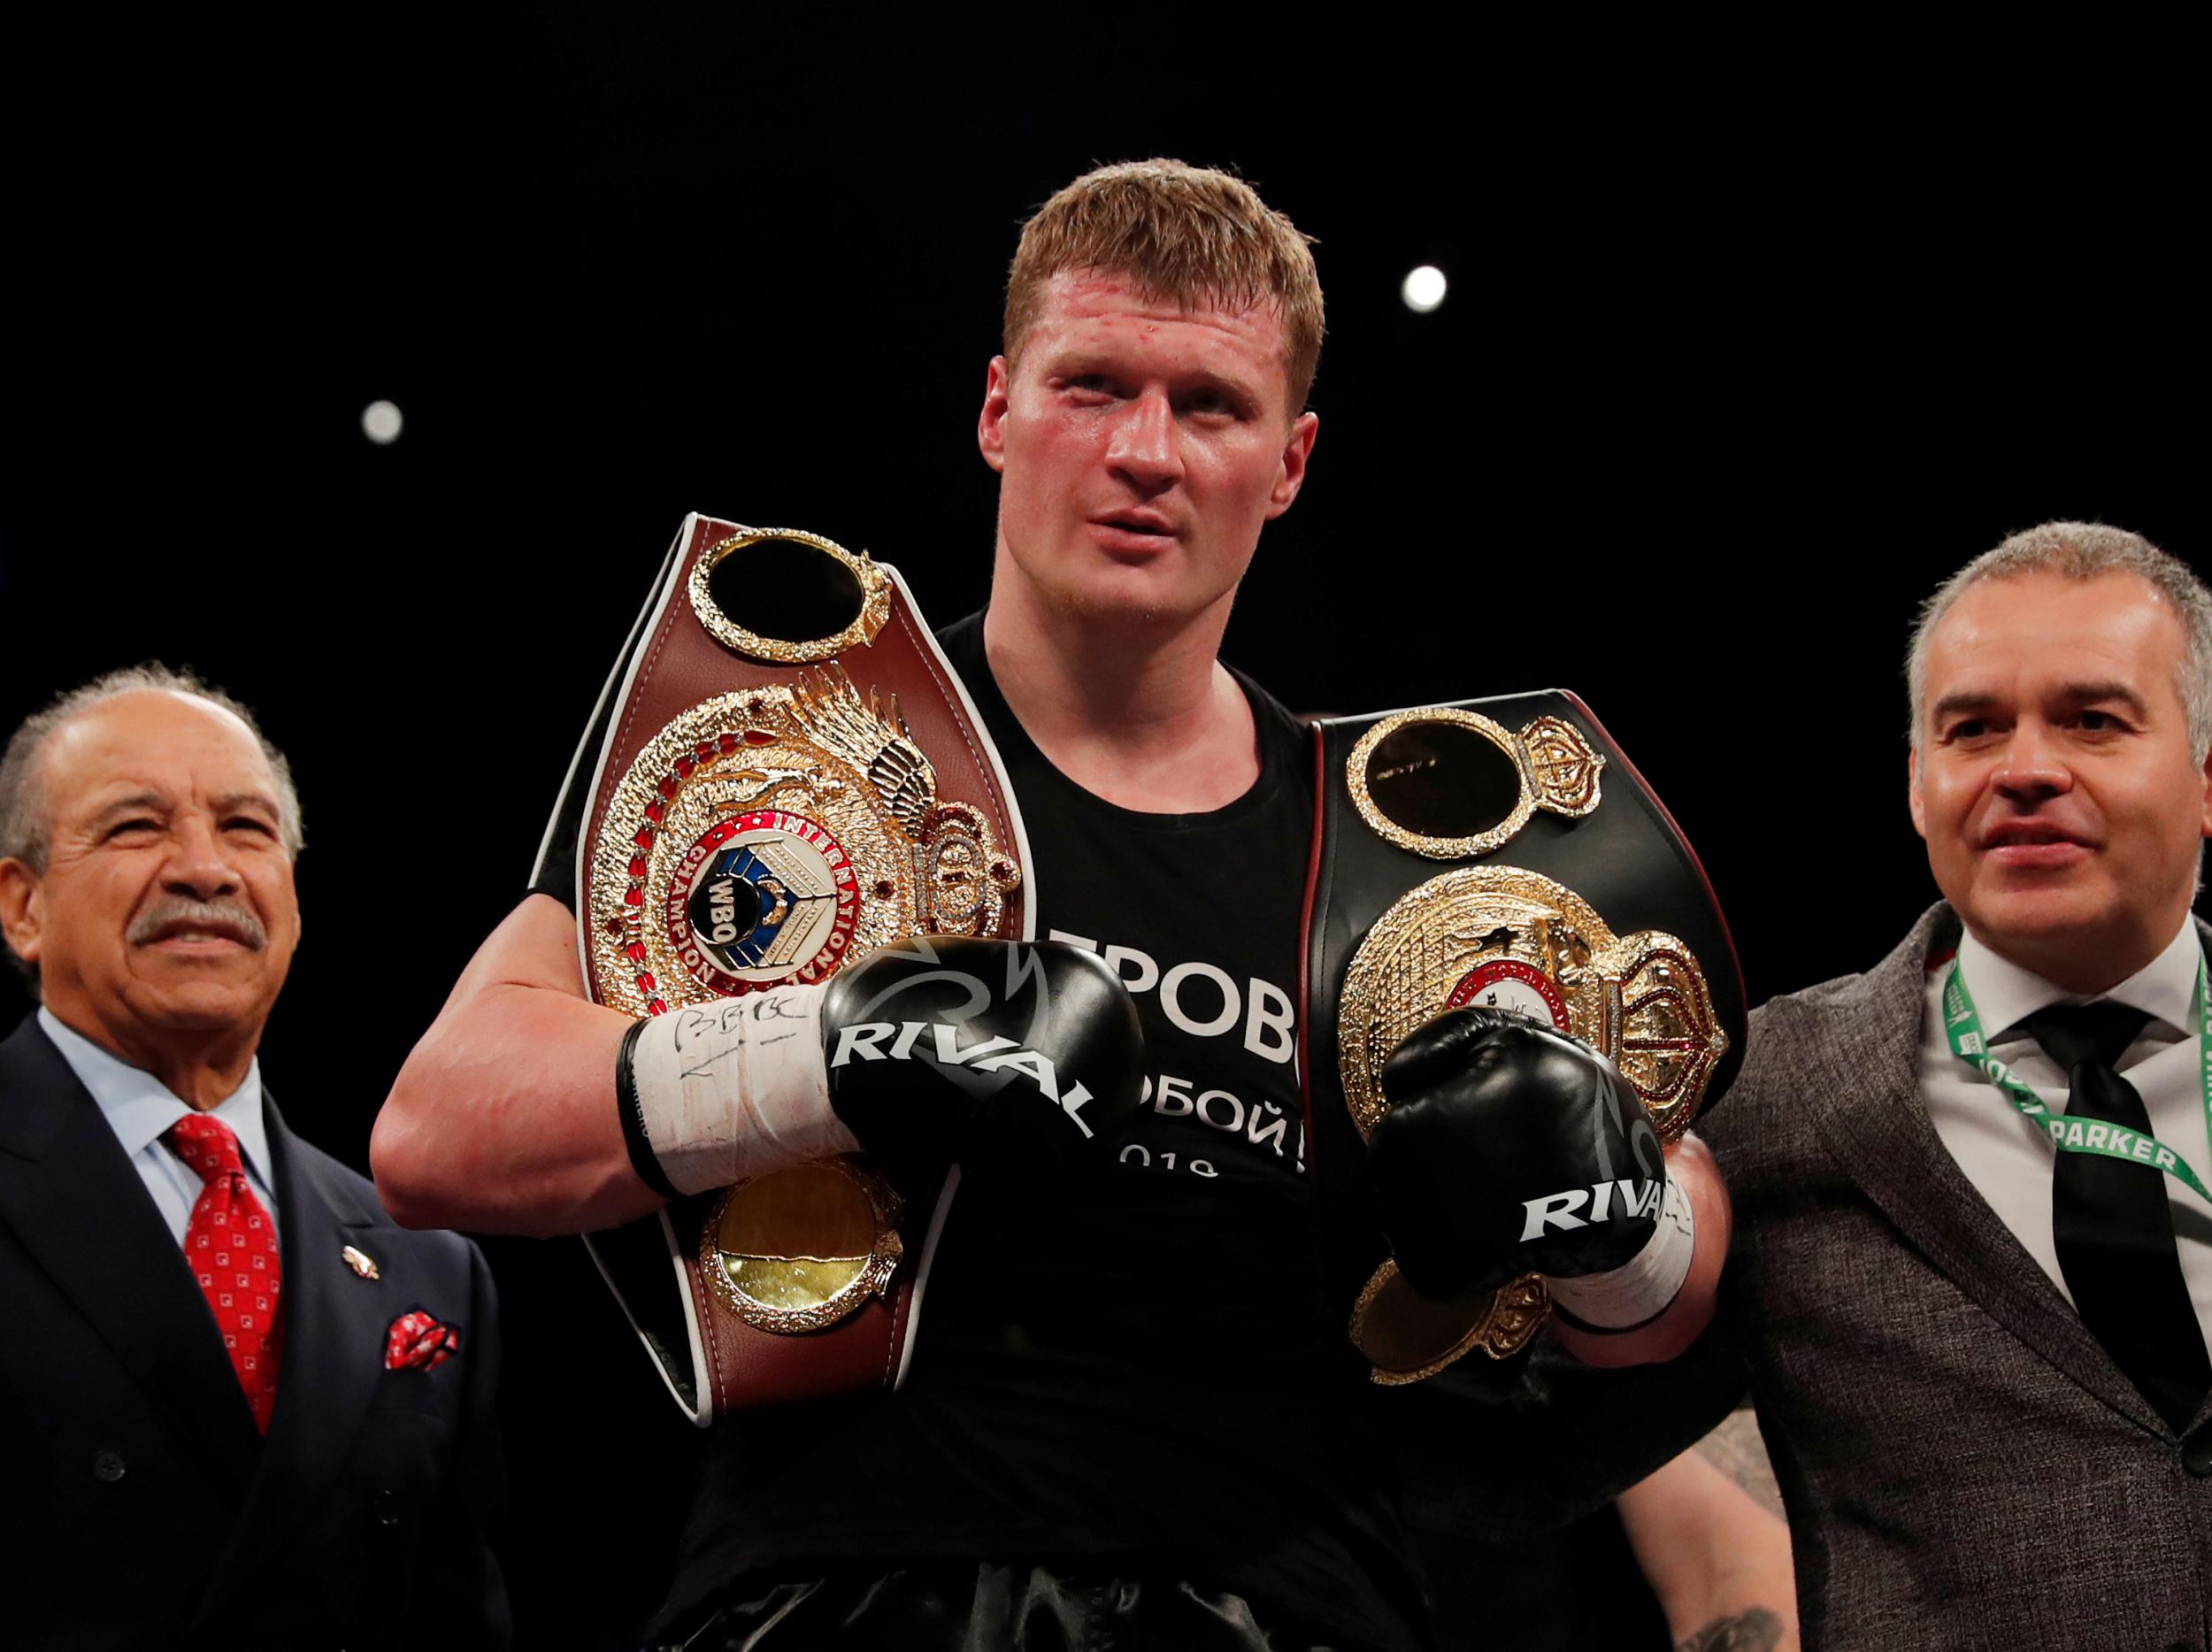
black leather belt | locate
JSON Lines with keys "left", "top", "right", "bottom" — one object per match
{"left": 1300, "top": 691, "right": 1746, "bottom": 1381}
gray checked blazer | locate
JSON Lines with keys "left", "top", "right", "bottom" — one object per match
{"left": 1707, "top": 903, "right": 2212, "bottom": 1650}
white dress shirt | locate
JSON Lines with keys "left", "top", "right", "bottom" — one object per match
{"left": 1920, "top": 918, "right": 2212, "bottom": 1333}
{"left": 40, "top": 1006, "right": 280, "bottom": 1252}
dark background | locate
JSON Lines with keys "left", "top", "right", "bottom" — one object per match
{"left": 4, "top": 15, "right": 2204, "bottom": 1646}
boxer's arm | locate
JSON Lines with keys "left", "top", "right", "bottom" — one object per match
{"left": 374, "top": 899, "right": 1148, "bottom": 1237}
{"left": 1549, "top": 1133, "right": 1730, "bottom": 1368}
{"left": 373, "top": 893, "right": 655, "bottom": 1236}
{"left": 1617, "top": 1424, "right": 1798, "bottom": 1651}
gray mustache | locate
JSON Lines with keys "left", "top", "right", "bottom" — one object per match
{"left": 129, "top": 897, "right": 267, "bottom": 950}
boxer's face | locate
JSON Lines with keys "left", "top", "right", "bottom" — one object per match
{"left": 1910, "top": 569, "right": 2212, "bottom": 987}
{"left": 0, "top": 691, "right": 300, "bottom": 1057}
{"left": 979, "top": 268, "right": 1317, "bottom": 627}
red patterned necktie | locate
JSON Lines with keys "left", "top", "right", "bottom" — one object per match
{"left": 166, "top": 1114, "right": 284, "bottom": 1433}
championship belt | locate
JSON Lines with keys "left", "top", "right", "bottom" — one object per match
{"left": 541, "top": 512, "right": 1029, "bottom": 1424}
{"left": 1302, "top": 694, "right": 1746, "bottom": 1383}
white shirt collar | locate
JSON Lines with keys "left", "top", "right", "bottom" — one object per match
{"left": 37, "top": 1007, "right": 273, "bottom": 1185}
{"left": 1957, "top": 916, "right": 2202, "bottom": 1042}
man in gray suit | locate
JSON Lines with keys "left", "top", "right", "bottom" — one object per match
{"left": 1710, "top": 521, "right": 2212, "bottom": 1649}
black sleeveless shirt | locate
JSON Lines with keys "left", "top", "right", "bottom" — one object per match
{"left": 649, "top": 616, "right": 1422, "bottom": 1648}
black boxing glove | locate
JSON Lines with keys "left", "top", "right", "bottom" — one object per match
{"left": 1364, "top": 1009, "right": 1693, "bottom": 1328}
{"left": 820, "top": 935, "right": 1145, "bottom": 1172}
{"left": 617, "top": 936, "right": 1145, "bottom": 1195}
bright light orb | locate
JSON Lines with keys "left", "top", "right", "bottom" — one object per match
{"left": 1401, "top": 265, "right": 1448, "bottom": 314}
{"left": 362, "top": 400, "right": 404, "bottom": 444}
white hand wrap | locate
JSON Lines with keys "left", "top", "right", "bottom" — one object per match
{"left": 626, "top": 984, "right": 859, "bottom": 1195}
{"left": 1545, "top": 1174, "right": 1695, "bottom": 1330}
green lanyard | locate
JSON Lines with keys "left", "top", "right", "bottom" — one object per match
{"left": 1943, "top": 959, "right": 2212, "bottom": 1208}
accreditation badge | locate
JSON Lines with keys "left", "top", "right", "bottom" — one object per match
{"left": 547, "top": 515, "right": 1029, "bottom": 1423}
{"left": 1302, "top": 695, "right": 1746, "bottom": 1383}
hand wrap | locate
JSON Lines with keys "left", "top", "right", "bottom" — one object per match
{"left": 616, "top": 937, "right": 1145, "bottom": 1197}
{"left": 622, "top": 985, "right": 851, "bottom": 1196}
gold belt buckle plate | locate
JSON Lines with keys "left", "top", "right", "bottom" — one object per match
{"left": 586, "top": 665, "right": 1018, "bottom": 1017}
{"left": 1339, "top": 865, "right": 1726, "bottom": 1145}
{"left": 698, "top": 1157, "right": 905, "bottom": 1334}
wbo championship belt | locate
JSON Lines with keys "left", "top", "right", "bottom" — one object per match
{"left": 1302, "top": 693, "right": 1747, "bottom": 1383}
{"left": 542, "top": 513, "right": 1028, "bottom": 1424}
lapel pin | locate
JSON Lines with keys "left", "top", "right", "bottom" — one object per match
{"left": 342, "top": 1244, "right": 380, "bottom": 1280}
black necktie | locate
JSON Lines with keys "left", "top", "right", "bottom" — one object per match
{"left": 2018, "top": 1000, "right": 2211, "bottom": 1432}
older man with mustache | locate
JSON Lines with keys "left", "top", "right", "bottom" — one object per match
{"left": 0, "top": 665, "right": 510, "bottom": 1651}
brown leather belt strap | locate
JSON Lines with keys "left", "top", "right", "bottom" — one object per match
{"left": 568, "top": 512, "right": 1030, "bottom": 1424}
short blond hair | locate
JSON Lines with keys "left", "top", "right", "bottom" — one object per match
{"left": 1003, "top": 158, "right": 1325, "bottom": 414}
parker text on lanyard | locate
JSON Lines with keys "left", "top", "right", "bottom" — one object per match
{"left": 1943, "top": 960, "right": 2212, "bottom": 1209}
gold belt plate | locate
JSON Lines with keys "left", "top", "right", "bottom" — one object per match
{"left": 587, "top": 663, "right": 1019, "bottom": 1018}
{"left": 697, "top": 1157, "right": 905, "bottom": 1334}
{"left": 1340, "top": 864, "right": 1728, "bottom": 1372}
{"left": 687, "top": 528, "right": 893, "bottom": 665}
{"left": 1345, "top": 707, "right": 1604, "bottom": 861}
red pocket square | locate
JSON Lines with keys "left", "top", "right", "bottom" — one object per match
{"left": 385, "top": 1309, "right": 462, "bottom": 1372}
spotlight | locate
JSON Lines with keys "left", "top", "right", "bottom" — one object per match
{"left": 1401, "top": 265, "right": 1447, "bottom": 314}
{"left": 362, "top": 400, "right": 404, "bottom": 444}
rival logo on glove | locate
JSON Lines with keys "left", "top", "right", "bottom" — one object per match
{"left": 1519, "top": 1178, "right": 1664, "bottom": 1242}
{"left": 828, "top": 1022, "right": 1098, "bottom": 1138}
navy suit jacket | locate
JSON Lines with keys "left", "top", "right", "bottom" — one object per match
{"left": 0, "top": 1015, "right": 510, "bottom": 1650}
